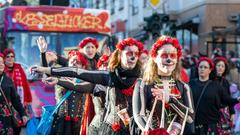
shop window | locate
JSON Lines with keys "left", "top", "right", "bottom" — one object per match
{"left": 176, "top": 29, "right": 198, "bottom": 53}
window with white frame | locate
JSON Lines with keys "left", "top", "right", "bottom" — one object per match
{"left": 132, "top": 0, "right": 138, "bottom": 15}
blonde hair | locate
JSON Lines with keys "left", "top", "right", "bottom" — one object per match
{"left": 143, "top": 57, "right": 182, "bottom": 85}
{"left": 108, "top": 49, "right": 121, "bottom": 72}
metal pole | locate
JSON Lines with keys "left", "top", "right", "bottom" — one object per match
{"left": 126, "top": 0, "right": 130, "bottom": 38}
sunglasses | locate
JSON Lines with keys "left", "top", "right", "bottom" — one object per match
{"left": 6, "top": 55, "right": 15, "bottom": 58}
{"left": 160, "top": 53, "right": 177, "bottom": 59}
{"left": 125, "top": 51, "right": 140, "bottom": 57}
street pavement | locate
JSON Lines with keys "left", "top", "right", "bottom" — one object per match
{"left": 20, "top": 128, "right": 26, "bottom": 135}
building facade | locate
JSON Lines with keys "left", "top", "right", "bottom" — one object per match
{"left": 22, "top": 0, "right": 240, "bottom": 56}
{"left": 165, "top": 0, "right": 240, "bottom": 56}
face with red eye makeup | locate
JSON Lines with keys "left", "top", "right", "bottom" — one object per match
{"left": 154, "top": 44, "right": 178, "bottom": 76}
{"left": 121, "top": 45, "right": 139, "bottom": 70}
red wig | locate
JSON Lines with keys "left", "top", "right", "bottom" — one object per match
{"left": 3, "top": 48, "right": 15, "bottom": 57}
{"left": 68, "top": 50, "right": 88, "bottom": 67}
{"left": 116, "top": 38, "right": 144, "bottom": 52}
{"left": 79, "top": 37, "right": 99, "bottom": 49}
{"left": 97, "top": 54, "right": 110, "bottom": 69}
{"left": 151, "top": 36, "right": 182, "bottom": 58}
{"left": 197, "top": 57, "right": 214, "bottom": 71}
{"left": 214, "top": 56, "right": 227, "bottom": 65}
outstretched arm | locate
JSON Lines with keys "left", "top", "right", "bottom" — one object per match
{"left": 57, "top": 79, "right": 95, "bottom": 93}
{"left": 32, "top": 66, "right": 110, "bottom": 86}
{"left": 50, "top": 67, "right": 111, "bottom": 86}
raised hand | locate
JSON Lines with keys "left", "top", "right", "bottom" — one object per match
{"left": 42, "top": 77, "right": 58, "bottom": 85}
{"left": 37, "top": 36, "right": 48, "bottom": 53}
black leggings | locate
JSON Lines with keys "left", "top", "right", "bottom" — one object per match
{"left": 13, "top": 127, "right": 21, "bottom": 135}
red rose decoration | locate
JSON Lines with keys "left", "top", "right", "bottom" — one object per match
{"left": 116, "top": 38, "right": 144, "bottom": 52}
{"left": 151, "top": 36, "right": 182, "bottom": 58}
{"left": 112, "top": 122, "right": 121, "bottom": 131}
{"left": 170, "top": 87, "right": 181, "bottom": 99}
{"left": 165, "top": 103, "right": 170, "bottom": 108}
{"left": 78, "top": 37, "right": 99, "bottom": 49}
{"left": 121, "top": 88, "right": 134, "bottom": 96}
{"left": 64, "top": 116, "right": 71, "bottom": 121}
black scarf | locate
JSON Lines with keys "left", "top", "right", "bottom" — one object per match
{"left": 111, "top": 66, "right": 141, "bottom": 90}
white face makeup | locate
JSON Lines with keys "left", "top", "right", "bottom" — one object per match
{"left": 216, "top": 61, "right": 225, "bottom": 76}
{"left": 154, "top": 44, "right": 178, "bottom": 76}
{"left": 81, "top": 43, "right": 97, "bottom": 59}
{"left": 120, "top": 45, "right": 139, "bottom": 70}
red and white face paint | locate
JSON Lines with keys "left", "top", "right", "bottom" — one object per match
{"left": 121, "top": 45, "right": 139, "bottom": 70}
{"left": 154, "top": 44, "right": 178, "bottom": 76}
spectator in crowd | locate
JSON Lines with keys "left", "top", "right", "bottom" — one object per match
{"left": 3, "top": 48, "right": 32, "bottom": 135}
{"left": 229, "top": 84, "right": 240, "bottom": 134}
{"left": 189, "top": 57, "right": 240, "bottom": 135}
{"left": 225, "top": 50, "right": 240, "bottom": 89}
{"left": 213, "top": 57, "right": 235, "bottom": 134}
{"left": 182, "top": 55, "right": 198, "bottom": 80}
{"left": 211, "top": 48, "right": 223, "bottom": 59}
{"left": 0, "top": 53, "right": 28, "bottom": 135}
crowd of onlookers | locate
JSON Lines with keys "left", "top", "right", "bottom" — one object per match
{"left": 181, "top": 48, "right": 240, "bottom": 134}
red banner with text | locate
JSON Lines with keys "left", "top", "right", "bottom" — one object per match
{"left": 4, "top": 6, "right": 111, "bottom": 34}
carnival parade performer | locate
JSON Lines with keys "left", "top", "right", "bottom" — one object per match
{"left": 133, "top": 36, "right": 194, "bottom": 135}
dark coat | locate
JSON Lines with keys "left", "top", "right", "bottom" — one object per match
{"left": 0, "top": 73, "right": 26, "bottom": 134}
